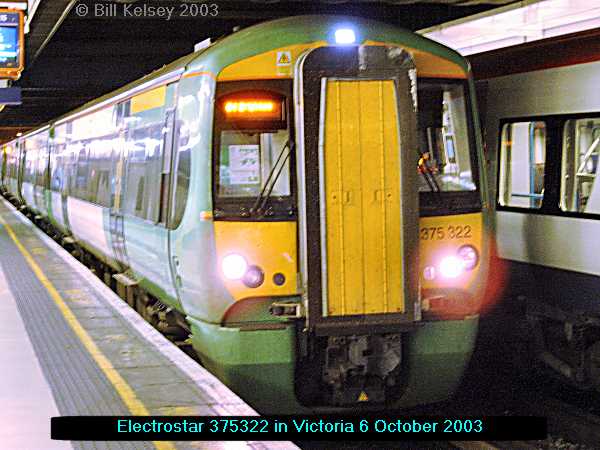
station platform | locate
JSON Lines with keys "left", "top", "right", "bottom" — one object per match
{"left": 0, "top": 198, "right": 297, "bottom": 450}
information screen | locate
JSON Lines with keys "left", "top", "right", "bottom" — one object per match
{"left": 0, "top": 10, "right": 23, "bottom": 76}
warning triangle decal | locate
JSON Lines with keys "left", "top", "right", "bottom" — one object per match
{"left": 276, "top": 51, "right": 292, "bottom": 66}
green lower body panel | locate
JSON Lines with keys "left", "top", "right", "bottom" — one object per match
{"left": 396, "top": 317, "right": 479, "bottom": 407}
{"left": 188, "top": 316, "right": 478, "bottom": 413}
{"left": 188, "top": 317, "right": 299, "bottom": 413}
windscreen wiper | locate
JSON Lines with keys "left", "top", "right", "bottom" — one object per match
{"left": 251, "top": 140, "right": 292, "bottom": 215}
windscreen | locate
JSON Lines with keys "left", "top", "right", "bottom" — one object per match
{"left": 218, "top": 129, "right": 290, "bottom": 198}
{"left": 214, "top": 87, "right": 294, "bottom": 218}
{"left": 417, "top": 80, "right": 476, "bottom": 192}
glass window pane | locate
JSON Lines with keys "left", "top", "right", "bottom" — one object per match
{"left": 122, "top": 86, "right": 167, "bottom": 221}
{"left": 561, "top": 118, "right": 600, "bottom": 214}
{"left": 171, "top": 76, "right": 206, "bottom": 229}
{"left": 498, "top": 121, "right": 546, "bottom": 209}
{"left": 218, "top": 129, "right": 290, "bottom": 198}
{"left": 50, "top": 124, "right": 68, "bottom": 192}
{"left": 68, "top": 105, "right": 116, "bottom": 203}
{"left": 418, "top": 81, "right": 476, "bottom": 192}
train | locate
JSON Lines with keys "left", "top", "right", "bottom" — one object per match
{"left": 474, "top": 29, "right": 600, "bottom": 391}
{"left": 1, "top": 15, "right": 491, "bottom": 412}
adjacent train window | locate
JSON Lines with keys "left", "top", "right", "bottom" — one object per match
{"left": 498, "top": 121, "right": 546, "bottom": 209}
{"left": 418, "top": 81, "right": 476, "bottom": 192}
{"left": 560, "top": 118, "right": 600, "bottom": 214}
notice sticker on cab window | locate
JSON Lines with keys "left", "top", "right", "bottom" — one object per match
{"left": 228, "top": 145, "right": 260, "bottom": 185}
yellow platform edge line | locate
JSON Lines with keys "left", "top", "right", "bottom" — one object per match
{"left": 0, "top": 214, "right": 175, "bottom": 450}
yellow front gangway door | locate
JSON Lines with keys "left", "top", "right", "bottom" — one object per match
{"left": 321, "top": 79, "right": 404, "bottom": 316}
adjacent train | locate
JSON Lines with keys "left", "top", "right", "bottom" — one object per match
{"left": 475, "top": 29, "right": 600, "bottom": 390}
{"left": 0, "top": 16, "right": 491, "bottom": 412}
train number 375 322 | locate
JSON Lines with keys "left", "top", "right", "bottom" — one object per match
{"left": 420, "top": 225, "right": 472, "bottom": 240}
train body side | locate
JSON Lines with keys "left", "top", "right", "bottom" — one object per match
{"left": 479, "top": 49, "right": 600, "bottom": 389}
{"left": 482, "top": 59, "right": 600, "bottom": 311}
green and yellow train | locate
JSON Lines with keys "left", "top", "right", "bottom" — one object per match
{"left": 0, "top": 16, "right": 490, "bottom": 412}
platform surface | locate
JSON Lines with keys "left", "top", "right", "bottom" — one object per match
{"left": 0, "top": 198, "right": 297, "bottom": 450}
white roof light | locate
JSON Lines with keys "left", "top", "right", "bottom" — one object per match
{"left": 419, "top": 0, "right": 600, "bottom": 55}
{"left": 335, "top": 28, "right": 356, "bottom": 45}
{"left": 194, "top": 38, "right": 212, "bottom": 52}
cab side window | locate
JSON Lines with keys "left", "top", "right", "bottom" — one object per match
{"left": 498, "top": 121, "right": 546, "bottom": 209}
{"left": 560, "top": 118, "right": 600, "bottom": 214}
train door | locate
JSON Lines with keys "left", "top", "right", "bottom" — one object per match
{"left": 119, "top": 83, "right": 180, "bottom": 307}
{"left": 109, "top": 101, "right": 129, "bottom": 269}
{"left": 17, "top": 139, "right": 25, "bottom": 203}
{"left": 293, "top": 46, "right": 420, "bottom": 405}
{"left": 1, "top": 145, "right": 5, "bottom": 188}
{"left": 33, "top": 130, "right": 50, "bottom": 215}
{"left": 295, "top": 45, "right": 420, "bottom": 336}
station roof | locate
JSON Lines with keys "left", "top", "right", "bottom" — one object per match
{"left": 0, "top": 0, "right": 517, "bottom": 142}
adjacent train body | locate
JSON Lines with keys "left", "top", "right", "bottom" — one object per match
{"left": 475, "top": 30, "right": 600, "bottom": 390}
{"left": 0, "top": 16, "right": 490, "bottom": 411}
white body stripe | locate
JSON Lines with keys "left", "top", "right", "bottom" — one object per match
{"left": 497, "top": 211, "right": 600, "bottom": 276}
{"left": 67, "top": 197, "right": 111, "bottom": 257}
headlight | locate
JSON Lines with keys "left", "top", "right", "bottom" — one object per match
{"left": 457, "top": 245, "right": 479, "bottom": 271}
{"left": 221, "top": 254, "right": 248, "bottom": 280}
{"left": 243, "top": 266, "right": 264, "bottom": 288}
{"left": 439, "top": 256, "right": 463, "bottom": 279}
{"left": 334, "top": 28, "right": 356, "bottom": 44}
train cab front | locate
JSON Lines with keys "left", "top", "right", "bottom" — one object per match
{"left": 201, "top": 40, "right": 487, "bottom": 412}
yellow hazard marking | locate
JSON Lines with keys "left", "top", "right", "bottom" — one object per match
{"left": 358, "top": 391, "right": 369, "bottom": 402}
{"left": 419, "top": 212, "right": 483, "bottom": 291}
{"left": 363, "top": 40, "right": 467, "bottom": 79}
{"left": 276, "top": 51, "right": 291, "bottom": 66}
{"left": 218, "top": 42, "right": 327, "bottom": 81}
{"left": 0, "top": 213, "right": 175, "bottom": 450}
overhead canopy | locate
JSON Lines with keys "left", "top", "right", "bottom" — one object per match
{"left": 0, "top": 0, "right": 518, "bottom": 143}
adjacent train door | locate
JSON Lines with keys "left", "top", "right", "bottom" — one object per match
{"left": 294, "top": 46, "right": 420, "bottom": 405}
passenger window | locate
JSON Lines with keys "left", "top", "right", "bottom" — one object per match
{"left": 74, "top": 147, "right": 90, "bottom": 199}
{"left": 69, "top": 106, "right": 115, "bottom": 204}
{"left": 122, "top": 86, "right": 167, "bottom": 221}
{"left": 32, "top": 133, "right": 49, "bottom": 188}
{"left": 50, "top": 124, "right": 69, "bottom": 193}
{"left": 560, "top": 118, "right": 600, "bottom": 214}
{"left": 23, "top": 144, "right": 35, "bottom": 185}
{"left": 498, "top": 121, "right": 546, "bottom": 208}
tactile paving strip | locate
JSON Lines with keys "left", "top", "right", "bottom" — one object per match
{"left": 0, "top": 212, "right": 153, "bottom": 450}
{"left": 0, "top": 200, "right": 292, "bottom": 450}
{"left": 0, "top": 200, "right": 297, "bottom": 450}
